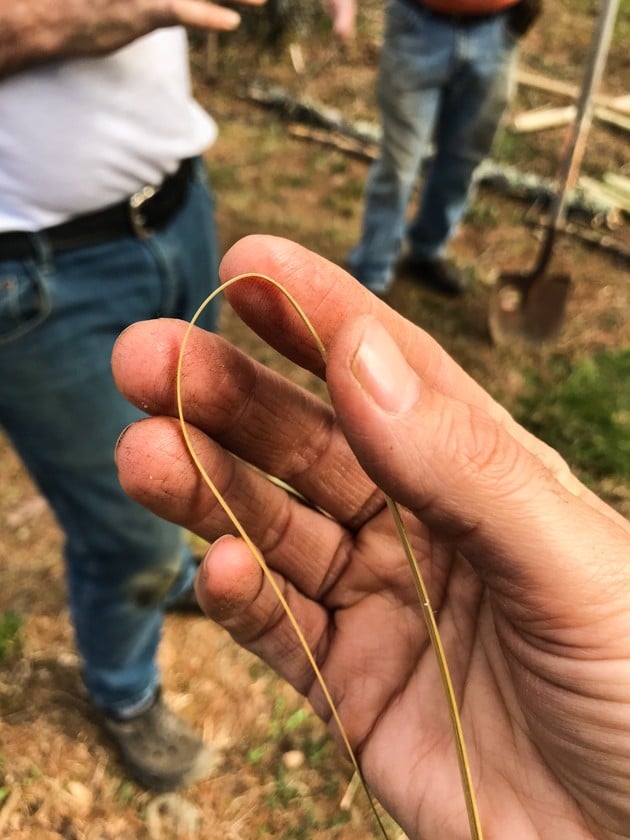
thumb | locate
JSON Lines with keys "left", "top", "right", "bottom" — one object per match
{"left": 326, "top": 316, "right": 629, "bottom": 635}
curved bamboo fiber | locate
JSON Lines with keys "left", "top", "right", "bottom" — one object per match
{"left": 176, "top": 274, "right": 483, "bottom": 840}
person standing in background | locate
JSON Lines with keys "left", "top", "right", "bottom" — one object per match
{"left": 0, "top": 0, "right": 264, "bottom": 793}
{"left": 336, "top": 0, "right": 540, "bottom": 297}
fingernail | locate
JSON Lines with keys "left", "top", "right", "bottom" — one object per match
{"left": 222, "top": 9, "right": 241, "bottom": 28}
{"left": 114, "top": 422, "right": 135, "bottom": 454}
{"left": 351, "top": 320, "right": 421, "bottom": 414}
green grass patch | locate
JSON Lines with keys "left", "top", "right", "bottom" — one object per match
{"left": 492, "top": 128, "right": 541, "bottom": 171}
{"left": 0, "top": 612, "right": 23, "bottom": 661}
{"left": 115, "top": 780, "right": 136, "bottom": 805}
{"left": 514, "top": 350, "right": 630, "bottom": 482}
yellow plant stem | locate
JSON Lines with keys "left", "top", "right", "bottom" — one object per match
{"left": 176, "top": 273, "right": 483, "bottom": 840}
{"left": 386, "top": 499, "right": 482, "bottom": 840}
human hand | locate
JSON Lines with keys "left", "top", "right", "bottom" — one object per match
{"left": 112, "top": 236, "right": 630, "bottom": 839}
{"left": 324, "top": 0, "right": 356, "bottom": 40}
{"left": 0, "top": 0, "right": 266, "bottom": 77}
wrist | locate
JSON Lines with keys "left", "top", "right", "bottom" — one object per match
{"left": 0, "top": 6, "right": 71, "bottom": 79}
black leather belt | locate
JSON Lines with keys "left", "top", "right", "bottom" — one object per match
{"left": 0, "top": 157, "right": 195, "bottom": 260}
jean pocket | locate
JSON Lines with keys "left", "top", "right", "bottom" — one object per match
{"left": 0, "top": 260, "right": 53, "bottom": 346}
{"left": 387, "top": 0, "right": 429, "bottom": 46}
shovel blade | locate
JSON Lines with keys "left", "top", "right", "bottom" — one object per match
{"left": 488, "top": 271, "right": 571, "bottom": 345}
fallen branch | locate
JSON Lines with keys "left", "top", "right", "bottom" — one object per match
{"left": 604, "top": 172, "right": 630, "bottom": 199}
{"left": 288, "top": 123, "right": 378, "bottom": 160}
{"left": 526, "top": 216, "right": 630, "bottom": 262}
{"left": 248, "top": 80, "right": 628, "bottom": 225}
{"left": 509, "top": 103, "right": 630, "bottom": 134}
{"left": 509, "top": 105, "right": 576, "bottom": 132}
{"left": 475, "top": 159, "right": 626, "bottom": 220}
{"left": 594, "top": 104, "right": 630, "bottom": 132}
{"left": 516, "top": 68, "right": 630, "bottom": 114}
{"left": 578, "top": 174, "right": 630, "bottom": 214}
{"left": 246, "top": 81, "right": 380, "bottom": 145}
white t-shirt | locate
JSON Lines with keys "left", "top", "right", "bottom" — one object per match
{"left": 0, "top": 28, "right": 217, "bottom": 231}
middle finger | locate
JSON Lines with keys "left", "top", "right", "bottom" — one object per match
{"left": 113, "top": 317, "right": 383, "bottom": 528}
{"left": 116, "top": 414, "right": 390, "bottom": 602}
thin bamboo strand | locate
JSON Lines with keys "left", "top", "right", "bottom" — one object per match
{"left": 176, "top": 273, "right": 483, "bottom": 840}
{"left": 177, "top": 276, "right": 389, "bottom": 839}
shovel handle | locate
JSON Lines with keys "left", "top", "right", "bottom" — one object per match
{"left": 535, "top": 0, "right": 620, "bottom": 273}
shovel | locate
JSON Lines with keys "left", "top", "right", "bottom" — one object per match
{"left": 488, "top": 0, "right": 620, "bottom": 345}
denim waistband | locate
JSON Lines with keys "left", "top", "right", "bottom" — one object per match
{"left": 399, "top": 0, "right": 506, "bottom": 26}
{"left": 0, "top": 157, "right": 196, "bottom": 259}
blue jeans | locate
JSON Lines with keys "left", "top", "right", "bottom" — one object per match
{"left": 0, "top": 159, "right": 219, "bottom": 716}
{"left": 347, "top": 0, "right": 517, "bottom": 292}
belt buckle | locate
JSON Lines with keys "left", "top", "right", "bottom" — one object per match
{"left": 129, "top": 184, "right": 157, "bottom": 240}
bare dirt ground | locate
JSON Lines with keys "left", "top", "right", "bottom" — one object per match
{"left": 1, "top": 3, "right": 628, "bottom": 838}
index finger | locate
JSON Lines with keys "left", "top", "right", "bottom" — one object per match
{"left": 220, "top": 236, "right": 507, "bottom": 417}
{"left": 170, "top": 0, "right": 266, "bottom": 31}
{"left": 112, "top": 318, "right": 383, "bottom": 527}
{"left": 219, "top": 236, "right": 608, "bottom": 504}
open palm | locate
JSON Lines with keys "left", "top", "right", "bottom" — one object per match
{"left": 112, "top": 236, "right": 630, "bottom": 840}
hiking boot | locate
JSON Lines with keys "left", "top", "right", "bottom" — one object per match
{"left": 341, "top": 260, "right": 393, "bottom": 299}
{"left": 100, "top": 689, "right": 219, "bottom": 792}
{"left": 396, "top": 255, "right": 468, "bottom": 297}
{"left": 165, "top": 554, "right": 204, "bottom": 614}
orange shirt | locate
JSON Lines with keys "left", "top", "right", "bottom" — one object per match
{"left": 421, "top": 0, "right": 517, "bottom": 13}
